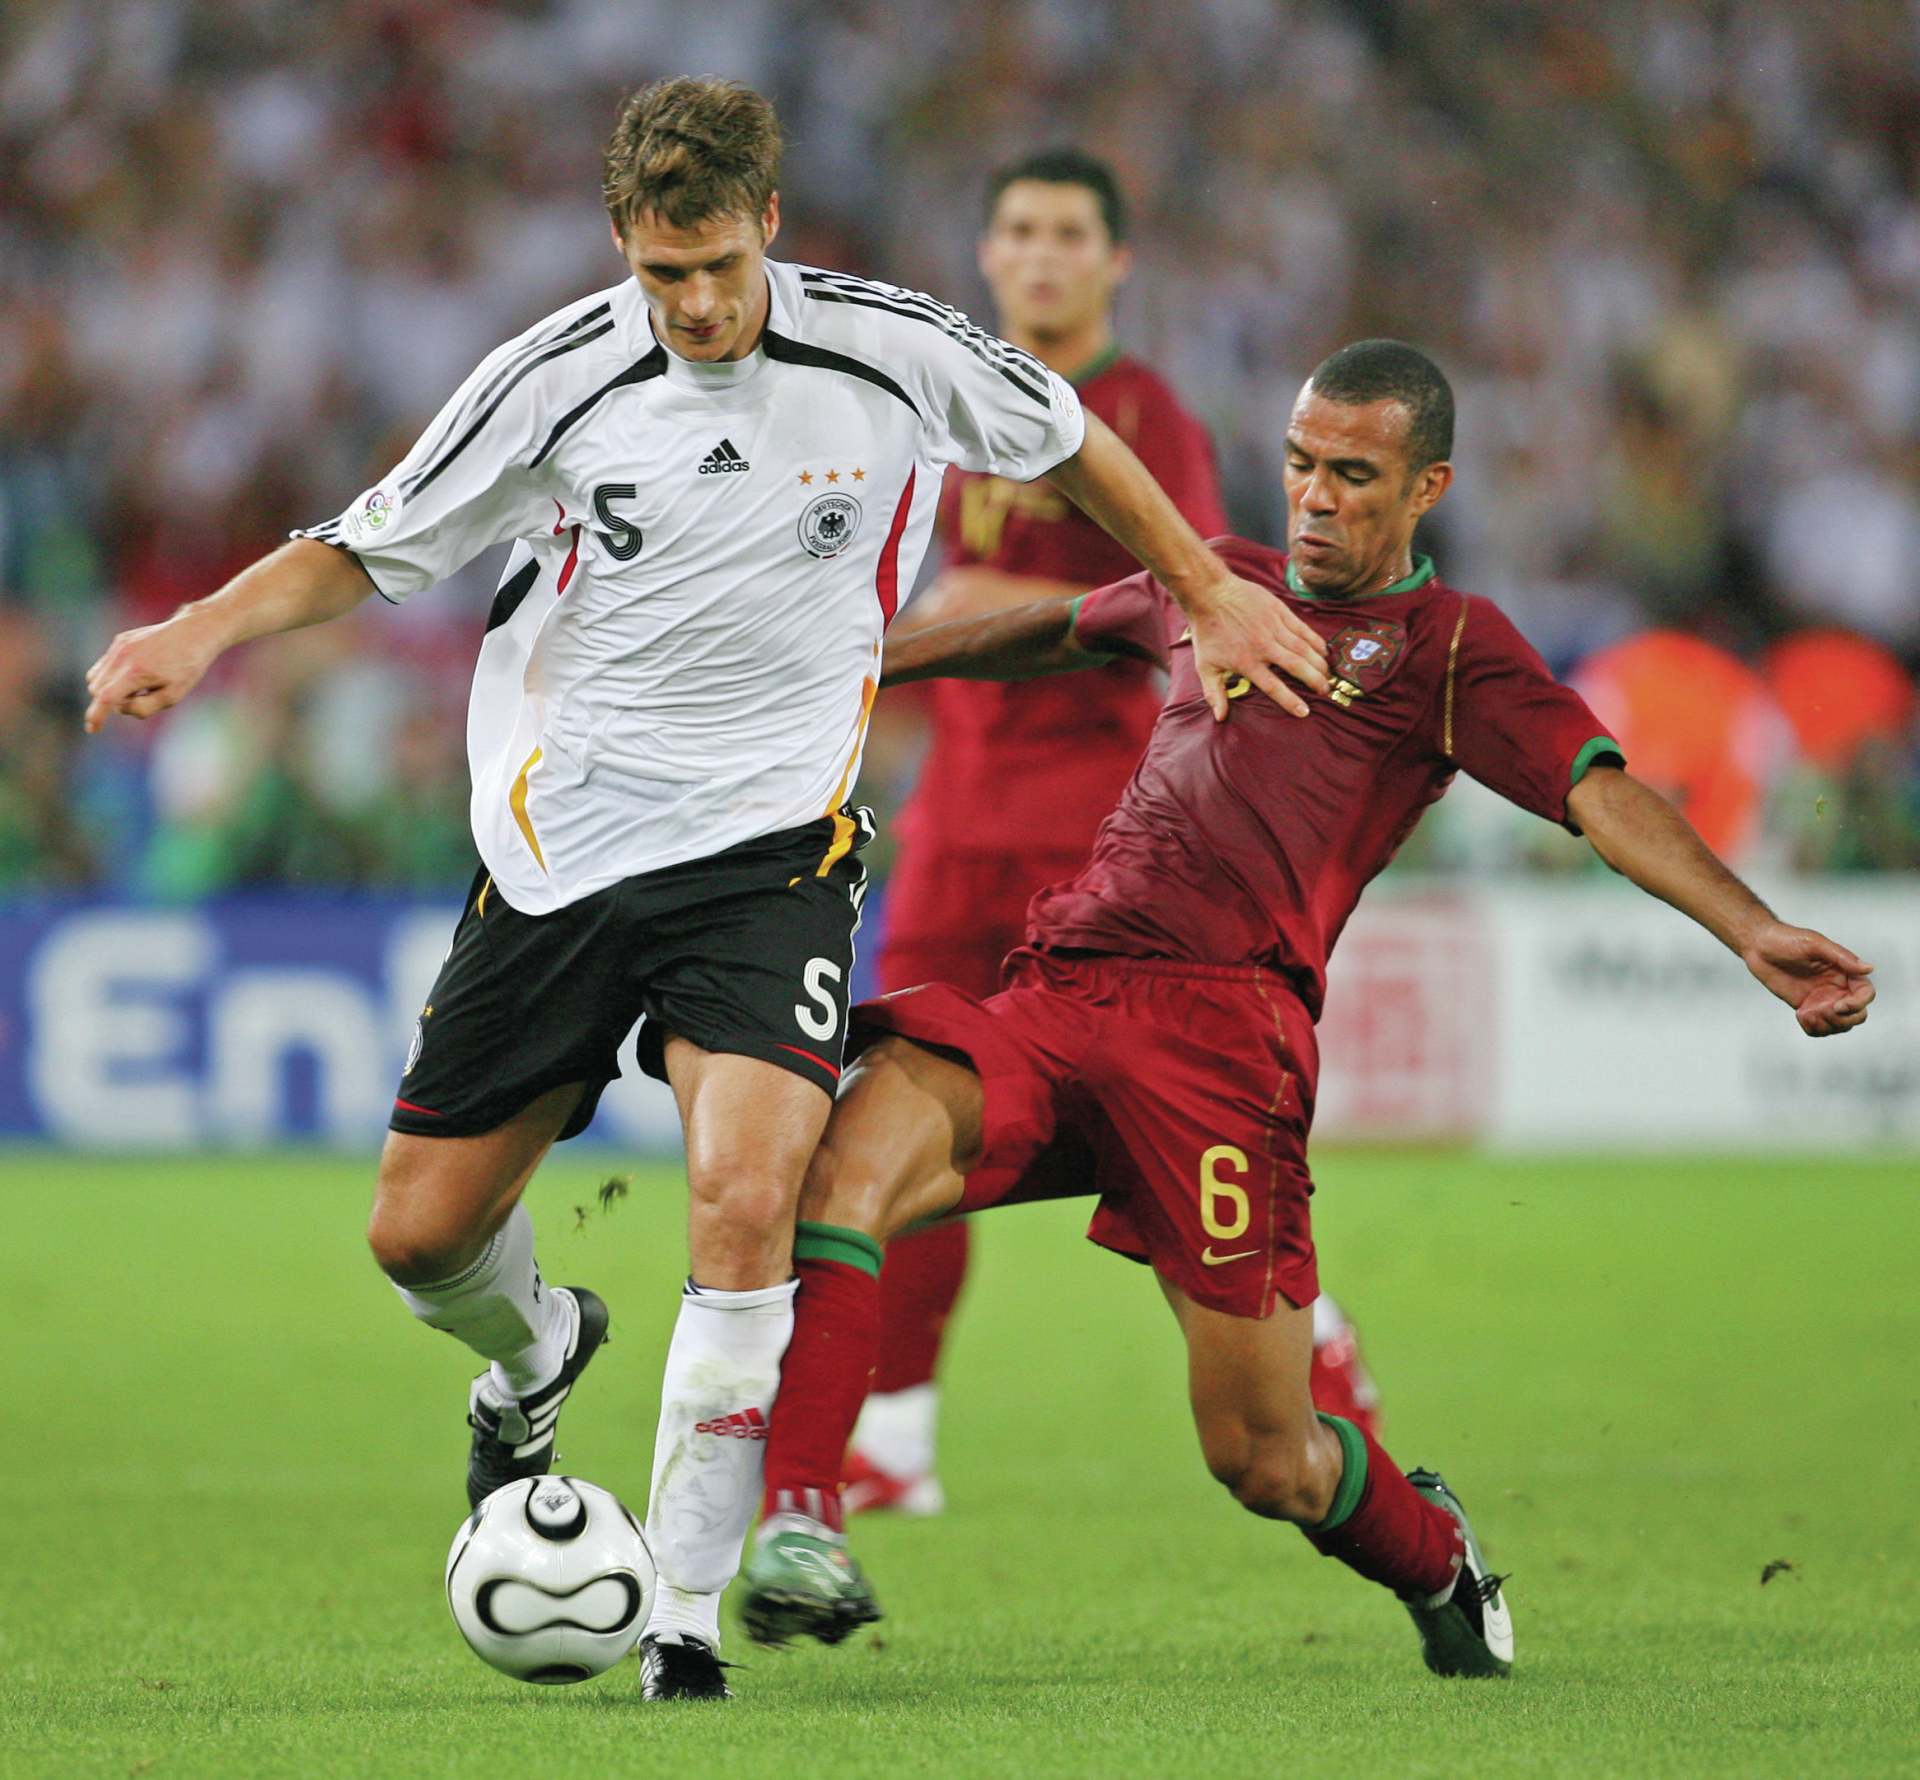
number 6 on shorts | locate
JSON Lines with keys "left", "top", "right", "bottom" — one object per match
{"left": 1199, "top": 1144, "right": 1251, "bottom": 1241}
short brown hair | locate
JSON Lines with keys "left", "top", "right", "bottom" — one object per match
{"left": 603, "top": 77, "right": 782, "bottom": 234}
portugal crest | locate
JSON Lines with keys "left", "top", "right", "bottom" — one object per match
{"left": 1325, "top": 618, "right": 1408, "bottom": 707}
{"left": 797, "top": 492, "right": 863, "bottom": 558}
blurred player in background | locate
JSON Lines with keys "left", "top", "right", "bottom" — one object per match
{"left": 850, "top": 152, "right": 1377, "bottom": 1516}
{"left": 742, "top": 340, "right": 1875, "bottom": 1675}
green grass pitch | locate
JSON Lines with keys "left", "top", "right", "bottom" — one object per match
{"left": 0, "top": 1150, "right": 1913, "bottom": 1779}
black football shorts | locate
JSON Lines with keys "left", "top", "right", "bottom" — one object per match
{"left": 390, "top": 811, "right": 872, "bottom": 1141}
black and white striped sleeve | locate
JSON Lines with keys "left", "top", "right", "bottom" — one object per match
{"left": 798, "top": 270, "right": 1084, "bottom": 481}
{"left": 295, "top": 300, "right": 614, "bottom": 601}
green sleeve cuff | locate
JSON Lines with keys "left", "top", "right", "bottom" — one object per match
{"left": 1065, "top": 591, "right": 1110, "bottom": 660}
{"left": 1570, "top": 735, "right": 1625, "bottom": 787}
{"left": 793, "top": 1221, "right": 884, "bottom": 1277}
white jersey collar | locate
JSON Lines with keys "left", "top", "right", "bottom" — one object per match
{"left": 614, "top": 273, "right": 780, "bottom": 393}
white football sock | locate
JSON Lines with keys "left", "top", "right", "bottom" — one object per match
{"left": 645, "top": 1581, "right": 725, "bottom": 1651}
{"left": 392, "top": 1203, "right": 571, "bottom": 1399}
{"left": 1311, "top": 1293, "right": 1349, "bottom": 1348}
{"left": 642, "top": 1277, "right": 797, "bottom": 1650}
{"left": 852, "top": 1382, "right": 940, "bottom": 1481}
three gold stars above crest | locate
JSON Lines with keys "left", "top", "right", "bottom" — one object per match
{"left": 797, "top": 469, "right": 866, "bottom": 486}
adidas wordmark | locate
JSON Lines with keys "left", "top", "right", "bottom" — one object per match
{"left": 698, "top": 439, "right": 751, "bottom": 475}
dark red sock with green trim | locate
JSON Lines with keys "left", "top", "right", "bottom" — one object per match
{"left": 760, "top": 1222, "right": 883, "bottom": 1535}
{"left": 1304, "top": 1415, "right": 1464, "bottom": 1600}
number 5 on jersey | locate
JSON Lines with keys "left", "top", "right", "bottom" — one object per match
{"left": 593, "top": 483, "right": 642, "bottom": 561}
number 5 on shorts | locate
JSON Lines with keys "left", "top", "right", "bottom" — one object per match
{"left": 1199, "top": 1144, "right": 1251, "bottom": 1240}
{"left": 795, "top": 957, "right": 842, "bottom": 1041}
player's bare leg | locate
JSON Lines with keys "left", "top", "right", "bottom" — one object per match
{"left": 370, "top": 1081, "right": 584, "bottom": 1284}
{"left": 1159, "top": 1278, "right": 1343, "bottom": 1523}
{"left": 742, "top": 1036, "right": 980, "bottom": 1645}
{"left": 1164, "top": 1277, "right": 1510, "bottom": 1677}
{"left": 368, "top": 1082, "right": 611, "bottom": 1507}
{"left": 669, "top": 1040, "right": 835, "bottom": 1287}
{"left": 797, "top": 1034, "right": 983, "bottom": 1233}
{"left": 638, "top": 1040, "right": 834, "bottom": 1695}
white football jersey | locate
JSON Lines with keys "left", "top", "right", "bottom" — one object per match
{"left": 301, "top": 261, "right": 1084, "bottom": 915}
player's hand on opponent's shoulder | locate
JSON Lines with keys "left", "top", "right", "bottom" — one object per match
{"left": 1184, "top": 569, "right": 1329, "bottom": 721}
{"left": 84, "top": 608, "right": 226, "bottom": 734}
{"left": 1741, "top": 922, "right": 1875, "bottom": 1036}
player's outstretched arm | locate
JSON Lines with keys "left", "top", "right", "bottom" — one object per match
{"left": 84, "top": 539, "right": 375, "bottom": 734}
{"left": 1048, "top": 413, "right": 1328, "bottom": 721}
{"left": 882, "top": 594, "right": 1115, "bottom": 687}
{"left": 892, "top": 566, "right": 1090, "bottom": 636}
{"left": 1568, "top": 765, "right": 1874, "bottom": 1037}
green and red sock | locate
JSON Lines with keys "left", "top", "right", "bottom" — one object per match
{"left": 1305, "top": 1415, "right": 1464, "bottom": 1600}
{"left": 760, "top": 1221, "right": 884, "bottom": 1535}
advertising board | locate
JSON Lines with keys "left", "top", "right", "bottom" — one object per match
{"left": 0, "top": 881, "right": 1910, "bottom": 1151}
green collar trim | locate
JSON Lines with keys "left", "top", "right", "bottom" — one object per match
{"left": 1067, "top": 340, "right": 1124, "bottom": 388}
{"left": 1286, "top": 552, "right": 1437, "bottom": 601}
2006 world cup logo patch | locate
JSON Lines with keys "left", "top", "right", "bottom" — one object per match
{"left": 343, "top": 486, "right": 396, "bottom": 543}
{"left": 1325, "top": 618, "right": 1408, "bottom": 707}
{"left": 797, "top": 492, "right": 863, "bottom": 558}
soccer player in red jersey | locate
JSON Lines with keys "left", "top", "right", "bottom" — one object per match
{"left": 854, "top": 150, "right": 1375, "bottom": 1513}
{"left": 741, "top": 340, "right": 1875, "bottom": 1675}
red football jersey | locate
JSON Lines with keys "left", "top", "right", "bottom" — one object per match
{"left": 900, "top": 350, "right": 1228, "bottom": 855}
{"left": 1030, "top": 540, "right": 1624, "bottom": 1017}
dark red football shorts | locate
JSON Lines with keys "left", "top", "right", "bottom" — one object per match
{"left": 852, "top": 947, "right": 1320, "bottom": 1318}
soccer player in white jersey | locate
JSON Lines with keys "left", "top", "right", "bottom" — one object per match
{"left": 83, "top": 78, "right": 1329, "bottom": 1701}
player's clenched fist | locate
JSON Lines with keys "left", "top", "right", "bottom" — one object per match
{"left": 82, "top": 538, "right": 375, "bottom": 735}
{"left": 1184, "top": 570, "right": 1329, "bottom": 721}
{"left": 84, "top": 612, "right": 221, "bottom": 733}
{"left": 1742, "top": 924, "right": 1876, "bottom": 1037}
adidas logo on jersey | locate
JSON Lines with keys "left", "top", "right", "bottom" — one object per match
{"left": 694, "top": 1408, "right": 769, "bottom": 1440}
{"left": 698, "top": 439, "right": 750, "bottom": 475}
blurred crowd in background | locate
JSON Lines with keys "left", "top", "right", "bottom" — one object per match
{"left": 3, "top": 0, "right": 1919, "bottom": 899}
